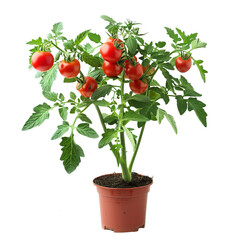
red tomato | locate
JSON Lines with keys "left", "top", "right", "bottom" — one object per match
{"left": 107, "top": 37, "right": 124, "bottom": 48}
{"left": 59, "top": 59, "right": 81, "bottom": 78}
{"left": 129, "top": 79, "right": 148, "bottom": 94}
{"left": 102, "top": 61, "right": 123, "bottom": 77}
{"left": 31, "top": 51, "right": 54, "bottom": 72}
{"left": 125, "top": 62, "right": 143, "bottom": 81}
{"left": 100, "top": 42, "right": 122, "bottom": 63}
{"left": 124, "top": 56, "right": 137, "bottom": 66}
{"left": 143, "top": 65, "right": 155, "bottom": 75}
{"left": 175, "top": 56, "right": 192, "bottom": 73}
{"left": 76, "top": 76, "right": 98, "bottom": 98}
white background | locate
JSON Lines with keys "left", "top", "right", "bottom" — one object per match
{"left": 1, "top": 0, "right": 240, "bottom": 239}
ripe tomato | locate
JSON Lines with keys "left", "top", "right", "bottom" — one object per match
{"left": 76, "top": 76, "right": 98, "bottom": 98}
{"left": 129, "top": 79, "right": 148, "bottom": 94}
{"left": 125, "top": 62, "right": 143, "bottom": 81}
{"left": 59, "top": 59, "right": 81, "bottom": 78}
{"left": 107, "top": 37, "right": 124, "bottom": 48}
{"left": 175, "top": 56, "right": 192, "bottom": 73}
{"left": 143, "top": 65, "right": 155, "bottom": 75}
{"left": 31, "top": 51, "right": 54, "bottom": 72}
{"left": 124, "top": 56, "right": 137, "bottom": 66}
{"left": 100, "top": 42, "right": 122, "bottom": 63}
{"left": 102, "top": 61, "right": 123, "bottom": 77}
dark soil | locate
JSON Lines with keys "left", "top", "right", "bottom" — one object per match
{"left": 93, "top": 172, "right": 153, "bottom": 188}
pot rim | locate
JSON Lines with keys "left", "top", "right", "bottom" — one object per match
{"left": 93, "top": 172, "right": 153, "bottom": 190}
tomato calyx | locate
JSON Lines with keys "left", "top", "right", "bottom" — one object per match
{"left": 179, "top": 51, "right": 191, "bottom": 60}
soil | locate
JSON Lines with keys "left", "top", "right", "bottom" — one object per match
{"left": 93, "top": 172, "right": 153, "bottom": 188}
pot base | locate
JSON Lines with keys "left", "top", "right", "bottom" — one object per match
{"left": 103, "top": 224, "right": 145, "bottom": 233}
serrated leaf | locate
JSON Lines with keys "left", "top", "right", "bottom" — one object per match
{"left": 188, "top": 98, "right": 207, "bottom": 127}
{"left": 76, "top": 123, "right": 99, "bottom": 138}
{"left": 176, "top": 96, "right": 187, "bottom": 115}
{"left": 165, "top": 27, "right": 181, "bottom": 43}
{"left": 88, "top": 32, "right": 101, "bottom": 43}
{"left": 129, "top": 94, "right": 151, "bottom": 103}
{"left": 156, "top": 108, "right": 165, "bottom": 124}
{"left": 75, "top": 30, "right": 90, "bottom": 45}
{"left": 88, "top": 69, "right": 105, "bottom": 79}
{"left": 59, "top": 93, "right": 65, "bottom": 101}
{"left": 81, "top": 52, "right": 102, "bottom": 67}
{"left": 191, "top": 39, "right": 207, "bottom": 50}
{"left": 126, "top": 35, "right": 138, "bottom": 55}
{"left": 59, "top": 107, "right": 68, "bottom": 121}
{"left": 156, "top": 41, "right": 166, "bottom": 48}
{"left": 93, "top": 99, "right": 110, "bottom": 107}
{"left": 52, "top": 22, "right": 63, "bottom": 36}
{"left": 35, "top": 71, "right": 45, "bottom": 78}
{"left": 40, "top": 63, "right": 58, "bottom": 92}
{"left": 51, "top": 122, "right": 69, "bottom": 140}
{"left": 91, "top": 85, "right": 113, "bottom": 100}
{"left": 42, "top": 91, "right": 58, "bottom": 101}
{"left": 54, "top": 51, "right": 62, "bottom": 61}
{"left": 98, "top": 129, "right": 118, "bottom": 148}
{"left": 63, "top": 40, "right": 75, "bottom": 50}
{"left": 60, "top": 135, "right": 84, "bottom": 174}
{"left": 26, "top": 37, "right": 42, "bottom": 45}
{"left": 193, "top": 59, "right": 208, "bottom": 82}
{"left": 22, "top": 103, "right": 51, "bottom": 131}
{"left": 100, "top": 15, "right": 116, "bottom": 23}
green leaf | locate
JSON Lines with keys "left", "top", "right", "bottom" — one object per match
{"left": 40, "top": 63, "right": 58, "bottom": 92}
{"left": 126, "top": 35, "right": 138, "bottom": 55}
{"left": 188, "top": 98, "right": 207, "bottom": 127}
{"left": 103, "top": 114, "right": 118, "bottom": 125}
{"left": 93, "top": 99, "right": 110, "bottom": 107}
{"left": 22, "top": 103, "right": 51, "bottom": 131}
{"left": 100, "top": 15, "right": 116, "bottom": 23}
{"left": 54, "top": 51, "right": 62, "bottom": 61}
{"left": 176, "top": 96, "right": 187, "bottom": 115}
{"left": 26, "top": 37, "right": 42, "bottom": 45}
{"left": 98, "top": 129, "right": 118, "bottom": 148}
{"left": 129, "top": 94, "right": 151, "bottom": 103}
{"left": 123, "top": 110, "right": 149, "bottom": 122}
{"left": 123, "top": 126, "right": 136, "bottom": 150}
{"left": 63, "top": 40, "right": 75, "bottom": 50}
{"left": 91, "top": 85, "right": 113, "bottom": 100}
{"left": 156, "top": 108, "right": 165, "bottom": 124}
{"left": 165, "top": 27, "right": 181, "bottom": 43}
{"left": 78, "top": 113, "right": 92, "bottom": 124}
{"left": 176, "top": 28, "right": 198, "bottom": 44}
{"left": 179, "top": 75, "right": 194, "bottom": 90}
{"left": 42, "top": 91, "right": 58, "bottom": 102}
{"left": 81, "top": 52, "right": 102, "bottom": 67}
{"left": 160, "top": 62, "right": 175, "bottom": 70}
{"left": 88, "top": 32, "right": 101, "bottom": 43}
{"left": 70, "top": 92, "right": 76, "bottom": 100}
{"left": 75, "top": 29, "right": 90, "bottom": 45}
{"left": 64, "top": 77, "right": 76, "bottom": 83}
{"left": 52, "top": 22, "right": 63, "bottom": 36}
{"left": 60, "top": 135, "right": 84, "bottom": 174}
{"left": 59, "top": 107, "right": 68, "bottom": 121}
{"left": 184, "top": 89, "right": 202, "bottom": 97}
{"left": 51, "top": 122, "right": 70, "bottom": 140}
{"left": 59, "top": 93, "right": 65, "bottom": 101}
{"left": 193, "top": 59, "right": 208, "bottom": 82}
{"left": 76, "top": 123, "right": 99, "bottom": 138}
{"left": 88, "top": 69, "right": 105, "bottom": 79}
{"left": 35, "top": 71, "right": 45, "bottom": 78}
{"left": 191, "top": 39, "right": 207, "bottom": 50}
{"left": 156, "top": 41, "right": 166, "bottom": 48}
{"left": 165, "top": 113, "right": 178, "bottom": 134}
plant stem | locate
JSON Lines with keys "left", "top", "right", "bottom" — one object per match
{"left": 50, "top": 41, "right": 65, "bottom": 53}
{"left": 94, "top": 104, "right": 120, "bottom": 165}
{"left": 118, "top": 70, "right": 131, "bottom": 182}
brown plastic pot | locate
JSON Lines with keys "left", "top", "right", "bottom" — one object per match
{"left": 93, "top": 174, "right": 153, "bottom": 233}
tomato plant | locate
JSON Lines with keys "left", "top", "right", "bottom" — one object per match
{"left": 31, "top": 51, "right": 54, "bottom": 72}
{"left": 102, "top": 61, "right": 123, "bottom": 77}
{"left": 59, "top": 59, "right": 81, "bottom": 78}
{"left": 175, "top": 56, "right": 192, "bottom": 73}
{"left": 23, "top": 16, "right": 208, "bottom": 184}
{"left": 76, "top": 76, "right": 98, "bottom": 98}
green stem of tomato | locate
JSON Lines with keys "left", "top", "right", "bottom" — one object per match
{"left": 50, "top": 41, "right": 66, "bottom": 53}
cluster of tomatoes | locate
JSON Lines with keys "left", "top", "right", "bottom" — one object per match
{"left": 100, "top": 37, "right": 149, "bottom": 94}
{"left": 31, "top": 51, "right": 98, "bottom": 98}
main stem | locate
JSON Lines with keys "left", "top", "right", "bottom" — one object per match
{"left": 119, "top": 70, "right": 131, "bottom": 182}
